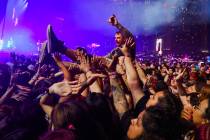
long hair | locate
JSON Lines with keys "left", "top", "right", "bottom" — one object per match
{"left": 40, "top": 129, "right": 77, "bottom": 140}
{"left": 51, "top": 101, "right": 108, "bottom": 140}
{"left": 142, "top": 91, "right": 183, "bottom": 140}
{"left": 85, "top": 93, "right": 120, "bottom": 140}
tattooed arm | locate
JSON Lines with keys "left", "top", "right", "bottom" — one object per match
{"left": 110, "top": 74, "right": 128, "bottom": 118}
{"left": 135, "top": 61, "right": 147, "bottom": 85}
{"left": 109, "top": 15, "right": 133, "bottom": 39}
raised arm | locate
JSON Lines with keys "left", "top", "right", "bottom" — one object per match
{"left": 175, "top": 68, "right": 187, "bottom": 96}
{"left": 53, "top": 53, "right": 71, "bottom": 81}
{"left": 0, "top": 85, "right": 16, "bottom": 104}
{"left": 108, "top": 15, "right": 133, "bottom": 38}
{"left": 78, "top": 73, "right": 89, "bottom": 97}
{"left": 121, "top": 38, "right": 144, "bottom": 106}
{"left": 135, "top": 61, "right": 147, "bottom": 85}
{"left": 39, "top": 94, "right": 53, "bottom": 117}
{"left": 79, "top": 55, "right": 103, "bottom": 93}
{"left": 70, "top": 73, "right": 106, "bottom": 95}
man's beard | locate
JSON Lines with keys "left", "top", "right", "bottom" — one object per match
{"left": 116, "top": 42, "right": 123, "bottom": 47}
{"left": 116, "top": 42, "right": 120, "bottom": 47}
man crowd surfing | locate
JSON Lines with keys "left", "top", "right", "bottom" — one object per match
{"left": 0, "top": 15, "right": 210, "bottom": 140}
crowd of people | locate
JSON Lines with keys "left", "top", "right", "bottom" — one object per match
{"left": 0, "top": 15, "right": 210, "bottom": 140}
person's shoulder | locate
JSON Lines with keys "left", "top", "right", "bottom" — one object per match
{"left": 136, "top": 94, "right": 150, "bottom": 106}
{"left": 134, "top": 94, "right": 150, "bottom": 117}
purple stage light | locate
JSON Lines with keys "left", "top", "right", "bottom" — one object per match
{"left": 0, "top": 40, "right": 4, "bottom": 50}
{"left": 0, "top": 0, "right": 208, "bottom": 55}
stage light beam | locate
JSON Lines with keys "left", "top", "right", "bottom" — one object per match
{"left": 0, "top": 40, "right": 4, "bottom": 50}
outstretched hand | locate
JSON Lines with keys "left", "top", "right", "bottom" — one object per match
{"left": 120, "top": 37, "right": 135, "bottom": 57}
{"left": 79, "top": 55, "right": 91, "bottom": 73}
{"left": 49, "top": 81, "right": 78, "bottom": 96}
{"left": 125, "top": 37, "right": 135, "bottom": 49}
{"left": 70, "top": 73, "right": 106, "bottom": 94}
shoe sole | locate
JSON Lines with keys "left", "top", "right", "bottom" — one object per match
{"left": 47, "top": 24, "right": 52, "bottom": 54}
{"left": 39, "top": 41, "right": 47, "bottom": 64}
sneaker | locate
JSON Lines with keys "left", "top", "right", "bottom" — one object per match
{"left": 47, "top": 24, "right": 65, "bottom": 54}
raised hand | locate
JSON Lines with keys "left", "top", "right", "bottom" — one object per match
{"left": 79, "top": 55, "right": 91, "bottom": 73}
{"left": 125, "top": 37, "right": 136, "bottom": 49}
{"left": 175, "top": 68, "right": 187, "bottom": 81}
{"left": 108, "top": 14, "right": 118, "bottom": 26}
{"left": 52, "top": 52, "right": 62, "bottom": 64}
{"left": 49, "top": 81, "right": 79, "bottom": 96}
{"left": 120, "top": 37, "right": 135, "bottom": 57}
{"left": 88, "top": 73, "right": 107, "bottom": 80}
{"left": 70, "top": 73, "right": 106, "bottom": 94}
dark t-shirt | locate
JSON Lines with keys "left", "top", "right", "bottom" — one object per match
{"left": 133, "top": 95, "right": 150, "bottom": 117}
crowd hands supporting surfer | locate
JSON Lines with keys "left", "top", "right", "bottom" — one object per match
{"left": 0, "top": 15, "right": 210, "bottom": 140}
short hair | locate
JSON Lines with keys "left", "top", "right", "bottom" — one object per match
{"left": 76, "top": 47, "right": 87, "bottom": 54}
{"left": 115, "top": 31, "right": 126, "bottom": 38}
{"left": 115, "top": 31, "right": 122, "bottom": 35}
